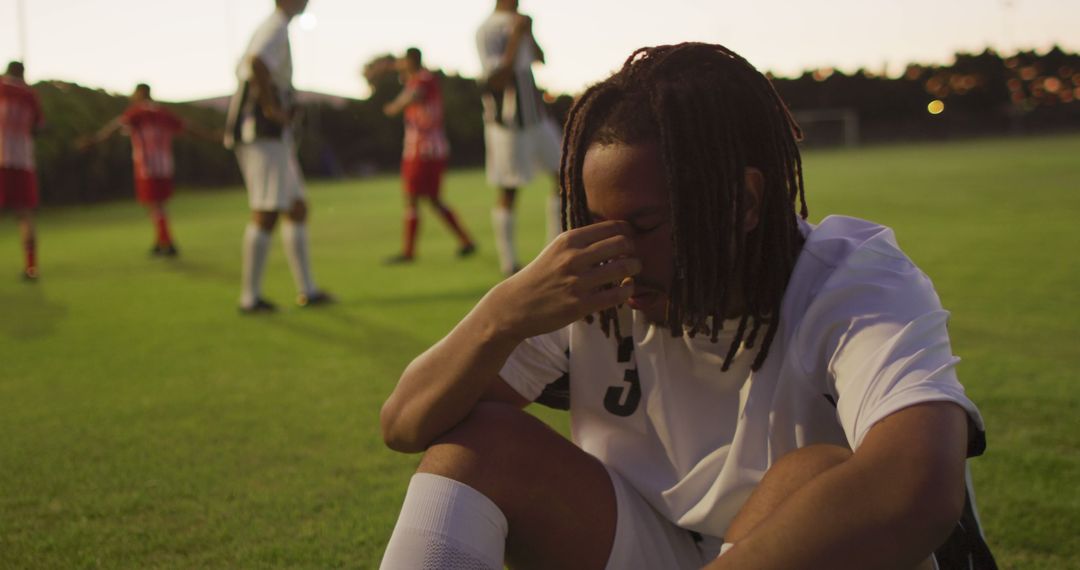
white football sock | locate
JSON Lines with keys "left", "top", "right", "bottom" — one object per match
{"left": 380, "top": 473, "right": 508, "bottom": 570}
{"left": 241, "top": 223, "right": 272, "bottom": 307}
{"left": 491, "top": 206, "right": 516, "bottom": 276}
{"left": 281, "top": 221, "right": 316, "bottom": 296}
{"left": 546, "top": 193, "right": 563, "bottom": 243}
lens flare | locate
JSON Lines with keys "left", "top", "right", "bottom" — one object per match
{"left": 298, "top": 13, "right": 318, "bottom": 31}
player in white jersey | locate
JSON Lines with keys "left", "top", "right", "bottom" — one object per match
{"left": 379, "top": 43, "right": 996, "bottom": 569}
{"left": 225, "top": 0, "right": 331, "bottom": 313}
{"left": 476, "top": 0, "right": 563, "bottom": 276}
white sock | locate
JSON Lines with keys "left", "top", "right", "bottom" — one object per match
{"left": 546, "top": 193, "right": 563, "bottom": 243}
{"left": 380, "top": 473, "right": 508, "bottom": 570}
{"left": 241, "top": 223, "right": 272, "bottom": 307}
{"left": 281, "top": 221, "right": 316, "bottom": 296}
{"left": 491, "top": 206, "right": 516, "bottom": 275}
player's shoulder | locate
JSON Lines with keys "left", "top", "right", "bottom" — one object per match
{"left": 0, "top": 77, "right": 34, "bottom": 98}
{"left": 250, "top": 10, "right": 289, "bottom": 45}
{"left": 123, "top": 102, "right": 151, "bottom": 120}
{"left": 477, "top": 12, "right": 511, "bottom": 35}
{"left": 800, "top": 215, "right": 909, "bottom": 270}
{"left": 260, "top": 9, "right": 289, "bottom": 32}
{"left": 785, "top": 215, "right": 924, "bottom": 316}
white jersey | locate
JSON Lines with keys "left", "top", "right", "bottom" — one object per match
{"left": 237, "top": 9, "right": 292, "bottom": 95}
{"left": 475, "top": 11, "right": 546, "bottom": 129}
{"left": 500, "top": 215, "right": 986, "bottom": 540}
{"left": 225, "top": 9, "right": 294, "bottom": 148}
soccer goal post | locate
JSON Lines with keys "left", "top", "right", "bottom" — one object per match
{"left": 792, "top": 108, "right": 860, "bottom": 147}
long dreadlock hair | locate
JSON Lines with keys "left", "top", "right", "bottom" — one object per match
{"left": 561, "top": 42, "right": 809, "bottom": 371}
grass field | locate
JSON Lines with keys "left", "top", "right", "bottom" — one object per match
{"left": 2, "top": 134, "right": 1078, "bottom": 569}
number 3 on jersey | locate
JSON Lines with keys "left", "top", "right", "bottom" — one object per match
{"left": 604, "top": 369, "right": 641, "bottom": 416}
{"left": 604, "top": 337, "right": 641, "bottom": 416}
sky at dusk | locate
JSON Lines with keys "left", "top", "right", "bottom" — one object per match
{"left": 1, "top": 0, "right": 1076, "bottom": 102}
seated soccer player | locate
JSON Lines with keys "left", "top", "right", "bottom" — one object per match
{"left": 379, "top": 43, "right": 996, "bottom": 569}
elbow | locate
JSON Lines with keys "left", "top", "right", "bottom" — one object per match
{"left": 891, "top": 471, "right": 967, "bottom": 551}
{"left": 917, "top": 483, "right": 966, "bottom": 542}
{"left": 379, "top": 399, "right": 428, "bottom": 454}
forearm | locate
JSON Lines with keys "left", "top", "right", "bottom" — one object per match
{"left": 500, "top": 29, "right": 526, "bottom": 70}
{"left": 711, "top": 461, "right": 950, "bottom": 568}
{"left": 383, "top": 88, "right": 417, "bottom": 117}
{"left": 250, "top": 57, "right": 285, "bottom": 122}
{"left": 80, "top": 118, "right": 120, "bottom": 148}
{"left": 711, "top": 404, "right": 967, "bottom": 569}
{"left": 380, "top": 288, "right": 522, "bottom": 453}
{"left": 382, "top": 222, "right": 639, "bottom": 453}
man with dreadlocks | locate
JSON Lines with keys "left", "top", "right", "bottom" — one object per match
{"left": 379, "top": 43, "right": 995, "bottom": 570}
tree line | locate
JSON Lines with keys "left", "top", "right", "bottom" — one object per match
{"left": 27, "top": 46, "right": 1080, "bottom": 206}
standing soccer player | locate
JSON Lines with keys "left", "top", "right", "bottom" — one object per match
{"left": 81, "top": 84, "right": 210, "bottom": 257}
{"left": 379, "top": 44, "right": 997, "bottom": 569}
{"left": 476, "top": 0, "right": 563, "bottom": 276}
{"left": 383, "top": 47, "right": 475, "bottom": 264}
{"left": 225, "top": 0, "right": 331, "bottom": 313}
{"left": 0, "top": 61, "right": 43, "bottom": 281}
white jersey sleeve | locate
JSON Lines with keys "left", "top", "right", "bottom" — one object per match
{"left": 475, "top": 17, "right": 506, "bottom": 80}
{"left": 499, "top": 326, "right": 570, "bottom": 402}
{"left": 795, "top": 216, "right": 984, "bottom": 452}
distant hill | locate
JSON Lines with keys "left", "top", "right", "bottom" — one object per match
{"left": 186, "top": 91, "right": 357, "bottom": 113}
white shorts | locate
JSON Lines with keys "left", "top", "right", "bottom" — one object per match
{"left": 604, "top": 466, "right": 725, "bottom": 569}
{"left": 235, "top": 136, "right": 306, "bottom": 212}
{"left": 483, "top": 117, "right": 562, "bottom": 189}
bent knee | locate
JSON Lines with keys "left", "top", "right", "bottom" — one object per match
{"left": 417, "top": 403, "right": 567, "bottom": 488}
{"left": 252, "top": 210, "right": 278, "bottom": 230}
{"left": 420, "top": 403, "right": 541, "bottom": 472}
{"left": 287, "top": 200, "right": 308, "bottom": 222}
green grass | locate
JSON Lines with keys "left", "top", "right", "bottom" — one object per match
{"left": 2, "top": 134, "right": 1078, "bottom": 568}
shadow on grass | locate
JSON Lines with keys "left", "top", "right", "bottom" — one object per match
{"left": 0, "top": 283, "right": 68, "bottom": 340}
{"left": 160, "top": 257, "right": 235, "bottom": 285}
{"left": 249, "top": 304, "right": 428, "bottom": 359}
{"left": 349, "top": 287, "right": 491, "bottom": 307}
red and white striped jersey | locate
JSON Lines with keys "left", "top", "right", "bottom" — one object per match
{"left": 0, "top": 77, "right": 43, "bottom": 171}
{"left": 402, "top": 70, "right": 450, "bottom": 161}
{"left": 121, "top": 102, "right": 184, "bottom": 180}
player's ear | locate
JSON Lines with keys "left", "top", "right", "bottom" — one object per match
{"left": 742, "top": 167, "right": 764, "bottom": 233}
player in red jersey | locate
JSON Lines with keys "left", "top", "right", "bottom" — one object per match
{"left": 0, "top": 61, "right": 43, "bottom": 280}
{"left": 81, "top": 83, "right": 213, "bottom": 257}
{"left": 383, "top": 47, "right": 476, "bottom": 264}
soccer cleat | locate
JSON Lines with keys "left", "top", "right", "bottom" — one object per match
{"left": 457, "top": 243, "right": 477, "bottom": 258}
{"left": 297, "top": 290, "right": 335, "bottom": 308}
{"left": 239, "top": 298, "right": 277, "bottom": 314}
{"left": 151, "top": 243, "right": 180, "bottom": 257}
{"left": 383, "top": 253, "right": 414, "bottom": 265}
{"left": 22, "top": 267, "right": 39, "bottom": 281}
